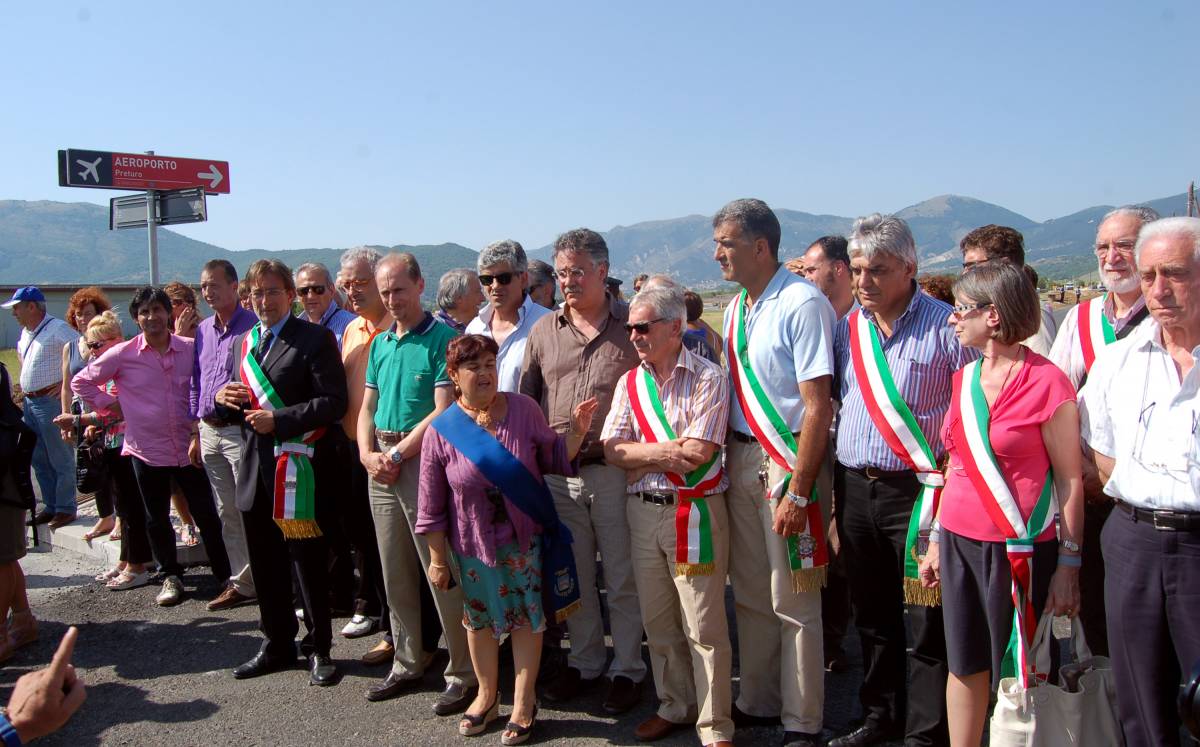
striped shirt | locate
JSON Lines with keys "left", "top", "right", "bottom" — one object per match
{"left": 834, "top": 287, "right": 976, "bottom": 471}
{"left": 600, "top": 345, "right": 730, "bottom": 495}
{"left": 17, "top": 316, "right": 79, "bottom": 393}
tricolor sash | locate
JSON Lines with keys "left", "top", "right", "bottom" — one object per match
{"left": 625, "top": 366, "right": 723, "bottom": 576}
{"left": 952, "top": 359, "right": 1056, "bottom": 688}
{"left": 847, "top": 310, "right": 945, "bottom": 606}
{"left": 1076, "top": 295, "right": 1115, "bottom": 373}
{"left": 725, "top": 290, "right": 827, "bottom": 592}
{"left": 430, "top": 403, "right": 581, "bottom": 623}
{"left": 239, "top": 325, "right": 325, "bottom": 539}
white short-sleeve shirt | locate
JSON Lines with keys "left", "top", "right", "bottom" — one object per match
{"left": 466, "top": 294, "right": 551, "bottom": 394}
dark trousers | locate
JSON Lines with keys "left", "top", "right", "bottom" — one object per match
{"left": 103, "top": 449, "right": 152, "bottom": 565}
{"left": 1103, "top": 505, "right": 1200, "bottom": 747}
{"left": 1078, "top": 499, "right": 1113, "bottom": 657}
{"left": 130, "top": 458, "right": 230, "bottom": 581}
{"left": 243, "top": 492, "right": 332, "bottom": 659}
{"left": 340, "top": 444, "right": 389, "bottom": 622}
{"left": 835, "top": 464, "right": 948, "bottom": 747}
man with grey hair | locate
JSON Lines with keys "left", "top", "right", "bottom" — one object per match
{"left": 641, "top": 275, "right": 717, "bottom": 361}
{"left": 713, "top": 198, "right": 835, "bottom": 746}
{"left": 526, "top": 259, "right": 557, "bottom": 309}
{"left": 295, "top": 262, "right": 356, "bottom": 349}
{"left": 601, "top": 285, "right": 734, "bottom": 745}
{"left": 433, "top": 268, "right": 484, "bottom": 333}
{"left": 520, "top": 228, "right": 647, "bottom": 713}
{"left": 1080, "top": 216, "right": 1200, "bottom": 746}
{"left": 465, "top": 240, "right": 550, "bottom": 393}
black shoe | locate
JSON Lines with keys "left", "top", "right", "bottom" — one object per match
{"left": 31, "top": 510, "right": 54, "bottom": 526}
{"left": 433, "top": 682, "right": 477, "bottom": 716}
{"left": 536, "top": 645, "right": 565, "bottom": 685}
{"left": 602, "top": 675, "right": 643, "bottom": 715}
{"left": 732, "top": 703, "right": 782, "bottom": 728}
{"left": 365, "top": 671, "right": 421, "bottom": 702}
{"left": 308, "top": 654, "right": 339, "bottom": 686}
{"left": 781, "top": 731, "right": 822, "bottom": 747}
{"left": 541, "top": 666, "right": 600, "bottom": 703}
{"left": 233, "top": 651, "right": 295, "bottom": 680}
{"left": 828, "top": 722, "right": 900, "bottom": 747}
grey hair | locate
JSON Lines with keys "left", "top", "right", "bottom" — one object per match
{"left": 1101, "top": 205, "right": 1161, "bottom": 228}
{"left": 437, "top": 268, "right": 478, "bottom": 311}
{"left": 552, "top": 228, "right": 609, "bottom": 267}
{"left": 630, "top": 285, "right": 687, "bottom": 332}
{"left": 640, "top": 273, "right": 680, "bottom": 292}
{"left": 339, "top": 246, "right": 383, "bottom": 272}
{"left": 712, "top": 198, "right": 782, "bottom": 257}
{"left": 527, "top": 259, "right": 555, "bottom": 289}
{"left": 848, "top": 213, "right": 917, "bottom": 269}
{"left": 1134, "top": 216, "right": 1200, "bottom": 265}
{"left": 477, "top": 240, "right": 528, "bottom": 274}
{"left": 31, "top": 301, "right": 46, "bottom": 313}
{"left": 294, "top": 262, "right": 334, "bottom": 286}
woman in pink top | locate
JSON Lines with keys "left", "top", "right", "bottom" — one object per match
{"left": 918, "top": 261, "right": 1084, "bottom": 746}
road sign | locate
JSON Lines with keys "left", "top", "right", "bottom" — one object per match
{"left": 58, "top": 148, "right": 230, "bottom": 194}
{"left": 110, "top": 188, "right": 208, "bottom": 230}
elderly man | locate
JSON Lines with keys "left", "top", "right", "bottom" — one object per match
{"left": 959, "top": 225, "right": 1057, "bottom": 354}
{"left": 829, "top": 215, "right": 972, "bottom": 747}
{"left": 190, "top": 259, "right": 259, "bottom": 612}
{"left": 465, "top": 240, "right": 551, "bottom": 393}
{"left": 799, "top": 236, "right": 856, "bottom": 320}
{"left": 434, "top": 268, "right": 484, "bottom": 333}
{"left": 1080, "top": 217, "right": 1200, "bottom": 747}
{"left": 356, "top": 253, "right": 476, "bottom": 713}
{"left": 520, "top": 228, "right": 647, "bottom": 713}
{"left": 527, "top": 259, "right": 558, "bottom": 309}
{"left": 713, "top": 199, "right": 835, "bottom": 747}
{"left": 601, "top": 285, "right": 734, "bottom": 746}
{"left": 295, "top": 262, "right": 356, "bottom": 348}
{"left": 214, "top": 260, "right": 348, "bottom": 687}
{"left": 4, "top": 287, "right": 79, "bottom": 526}
{"left": 1049, "top": 205, "right": 1159, "bottom": 658}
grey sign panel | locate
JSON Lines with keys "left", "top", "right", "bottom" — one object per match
{"left": 109, "top": 188, "right": 207, "bottom": 230}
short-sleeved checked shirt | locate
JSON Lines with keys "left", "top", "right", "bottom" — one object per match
{"left": 364, "top": 312, "right": 458, "bottom": 433}
{"left": 17, "top": 316, "right": 79, "bottom": 393}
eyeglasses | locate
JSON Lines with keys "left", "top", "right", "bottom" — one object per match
{"left": 951, "top": 302, "right": 992, "bottom": 316}
{"left": 1095, "top": 239, "right": 1137, "bottom": 257}
{"left": 86, "top": 338, "right": 118, "bottom": 350}
{"left": 343, "top": 278, "right": 372, "bottom": 289}
{"left": 961, "top": 260, "right": 985, "bottom": 270}
{"left": 297, "top": 285, "right": 327, "bottom": 297}
{"left": 250, "top": 288, "right": 288, "bottom": 301}
{"left": 554, "top": 267, "right": 588, "bottom": 281}
{"left": 623, "top": 318, "right": 665, "bottom": 334}
{"left": 479, "top": 272, "right": 514, "bottom": 286}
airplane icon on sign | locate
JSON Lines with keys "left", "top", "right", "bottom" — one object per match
{"left": 76, "top": 157, "right": 102, "bottom": 183}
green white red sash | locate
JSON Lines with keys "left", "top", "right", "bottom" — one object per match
{"left": 239, "top": 324, "right": 325, "bottom": 539}
{"left": 848, "top": 310, "right": 944, "bottom": 606}
{"left": 952, "top": 359, "right": 1056, "bottom": 688}
{"left": 1076, "top": 295, "right": 1115, "bottom": 373}
{"left": 625, "top": 366, "right": 723, "bottom": 576}
{"left": 724, "top": 290, "right": 827, "bottom": 592}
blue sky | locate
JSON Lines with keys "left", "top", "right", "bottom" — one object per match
{"left": 3, "top": 1, "right": 1197, "bottom": 252}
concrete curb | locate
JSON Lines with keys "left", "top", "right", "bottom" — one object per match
{"left": 28, "top": 500, "right": 210, "bottom": 568}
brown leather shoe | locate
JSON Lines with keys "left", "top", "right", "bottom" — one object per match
{"left": 47, "top": 513, "right": 76, "bottom": 529}
{"left": 207, "top": 585, "right": 255, "bottom": 612}
{"left": 634, "top": 714, "right": 687, "bottom": 742}
{"left": 361, "top": 638, "right": 395, "bottom": 666}
{"left": 705, "top": 742, "right": 733, "bottom": 747}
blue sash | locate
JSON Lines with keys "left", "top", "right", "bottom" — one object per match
{"left": 430, "top": 404, "right": 581, "bottom": 623}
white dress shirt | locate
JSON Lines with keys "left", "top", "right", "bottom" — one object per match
{"left": 466, "top": 294, "right": 551, "bottom": 393}
{"left": 17, "top": 316, "right": 79, "bottom": 393}
{"left": 1048, "top": 294, "right": 1149, "bottom": 390}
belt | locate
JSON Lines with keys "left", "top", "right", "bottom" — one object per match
{"left": 638, "top": 491, "right": 675, "bottom": 506}
{"left": 730, "top": 431, "right": 757, "bottom": 445}
{"left": 26, "top": 382, "right": 62, "bottom": 398}
{"left": 843, "top": 464, "right": 914, "bottom": 482}
{"left": 579, "top": 456, "right": 606, "bottom": 467}
{"left": 375, "top": 430, "right": 408, "bottom": 447}
{"left": 1115, "top": 499, "right": 1200, "bottom": 531}
{"left": 202, "top": 415, "right": 235, "bottom": 428}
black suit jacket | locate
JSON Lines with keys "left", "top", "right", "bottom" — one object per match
{"left": 221, "top": 316, "right": 348, "bottom": 513}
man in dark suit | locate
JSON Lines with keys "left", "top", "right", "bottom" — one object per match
{"left": 215, "top": 259, "right": 348, "bottom": 687}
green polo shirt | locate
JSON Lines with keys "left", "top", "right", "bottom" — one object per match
{"left": 364, "top": 312, "right": 458, "bottom": 432}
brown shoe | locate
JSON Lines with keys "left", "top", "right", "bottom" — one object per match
{"left": 704, "top": 742, "right": 733, "bottom": 747}
{"left": 206, "top": 585, "right": 255, "bottom": 612}
{"left": 634, "top": 714, "right": 687, "bottom": 742}
{"left": 361, "top": 638, "right": 395, "bottom": 666}
{"left": 47, "top": 513, "right": 76, "bottom": 529}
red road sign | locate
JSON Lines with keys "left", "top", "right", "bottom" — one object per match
{"left": 58, "top": 149, "right": 231, "bottom": 194}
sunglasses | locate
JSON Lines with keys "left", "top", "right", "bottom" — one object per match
{"left": 297, "top": 285, "right": 327, "bottom": 296}
{"left": 86, "top": 338, "right": 118, "bottom": 350}
{"left": 951, "top": 302, "right": 992, "bottom": 316}
{"left": 623, "top": 318, "right": 665, "bottom": 334}
{"left": 479, "top": 272, "right": 515, "bottom": 286}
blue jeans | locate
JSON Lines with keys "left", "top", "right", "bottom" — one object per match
{"left": 22, "top": 394, "right": 76, "bottom": 515}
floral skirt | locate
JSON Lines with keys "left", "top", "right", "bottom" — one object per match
{"left": 456, "top": 536, "right": 546, "bottom": 639}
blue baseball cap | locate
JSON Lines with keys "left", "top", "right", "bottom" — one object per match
{"left": 1, "top": 287, "right": 46, "bottom": 308}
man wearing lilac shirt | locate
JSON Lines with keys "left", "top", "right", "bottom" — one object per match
{"left": 191, "top": 260, "right": 258, "bottom": 612}
{"left": 75, "top": 286, "right": 231, "bottom": 608}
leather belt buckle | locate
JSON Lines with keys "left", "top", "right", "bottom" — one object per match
{"left": 1152, "top": 511, "right": 1180, "bottom": 532}
{"left": 375, "top": 430, "right": 406, "bottom": 447}
{"left": 640, "top": 491, "right": 675, "bottom": 506}
{"left": 864, "top": 466, "right": 885, "bottom": 480}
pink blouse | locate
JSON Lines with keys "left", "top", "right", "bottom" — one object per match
{"left": 939, "top": 352, "right": 1075, "bottom": 543}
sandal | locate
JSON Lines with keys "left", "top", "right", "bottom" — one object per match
{"left": 180, "top": 524, "right": 200, "bottom": 547}
{"left": 458, "top": 695, "right": 501, "bottom": 737}
{"left": 107, "top": 570, "right": 151, "bottom": 591}
{"left": 83, "top": 516, "right": 116, "bottom": 541}
{"left": 110, "top": 519, "right": 123, "bottom": 542}
{"left": 501, "top": 706, "right": 538, "bottom": 746}
{"left": 96, "top": 565, "right": 124, "bottom": 582}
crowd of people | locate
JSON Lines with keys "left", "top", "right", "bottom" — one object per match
{"left": 2, "top": 197, "right": 1197, "bottom": 747}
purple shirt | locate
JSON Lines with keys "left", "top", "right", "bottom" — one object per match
{"left": 73, "top": 334, "right": 198, "bottom": 467}
{"left": 190, "top": 305, "right": 256, "bottom": 420}
{"left": 417, "top": 393, "right": 575, "bottom": 567}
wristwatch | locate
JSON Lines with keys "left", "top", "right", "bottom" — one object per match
{"left": 1060, "top": 538, "right": 1081, "bottom": 553}
{"left": 785, "top": 490, "right": 811, "bottom": 508}
{"left": 388, "top": 448, "right": 404, "bottom": 466}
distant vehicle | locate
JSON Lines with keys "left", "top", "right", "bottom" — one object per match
{"left": 1063, "top": 283, "right": 1076, "bottom": 291}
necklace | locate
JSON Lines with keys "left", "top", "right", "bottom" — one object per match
{"left": 459, "top": 395, "right": 498, "bottom": 428}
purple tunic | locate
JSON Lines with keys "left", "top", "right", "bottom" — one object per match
{"left": 417, "top": 393, "right": 576, "bottom": 567}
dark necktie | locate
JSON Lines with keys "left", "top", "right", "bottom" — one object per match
{"left": 254, "top": 329, "right": 272, "bottom": 363}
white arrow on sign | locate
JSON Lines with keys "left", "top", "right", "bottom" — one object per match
{"left": 197, "top": 165, "right": 223, "bottom": 190}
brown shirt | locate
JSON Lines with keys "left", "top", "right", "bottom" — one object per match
{"left": 519, "top": 295, "right": 638, "bottom": 461}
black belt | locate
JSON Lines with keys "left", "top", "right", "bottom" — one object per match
{"left": 842, "top": 463, "right": 914, "bottom": 482}
{"left": 201, "top": 415, "right": 235, "bottom": 428}
{"left": 638, "top": 491, "right": 675, "bottom": 506}
{"left": 730, "top": 431, "right": 757, "bottom": 444}
{"left": 1115, "top": 499, "right": 1200, "bottom": 531}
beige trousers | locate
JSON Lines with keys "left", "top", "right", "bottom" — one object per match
{"left": 198, "top": 422, "right": 255, "bottom": 597}
{"left": 726, "top": 437, "right": 830, "bottom": 734}
{"left": 628, "top": 493, "right": 734, "bottom": 744}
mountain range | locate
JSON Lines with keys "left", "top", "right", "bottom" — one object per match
{"left": 1, "top": 192, "right": 1190, "bottom": 287}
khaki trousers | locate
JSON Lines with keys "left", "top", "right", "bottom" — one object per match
{"left": 726, "top": 437, "right": 829, "bottom": 734}
{"left": 628, "top": 493, "right": 734, "bottom": 744}
{"left": 545, "top": 463, "right": 646, "bottom": 681}
{"left": 198, "top": 422, "right": 255, "bottom": 597}
{"left": 367, "top": 459, "right": 475, "bottom": 686}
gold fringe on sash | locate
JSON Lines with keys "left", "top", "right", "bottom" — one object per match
{"left": 275, "top": 519, "right": 324, "bottom": 540}
{"left": 903, "top": 577, "right": 942, "bottom": 607}
{"left": 675, "top": 562, "right": 715, "bottom": 577}
{"left": 791, "top": 566, "right": 827, "bottom": 594}
{"left": 554, "top": 599, "right": 582, "bottom": 623}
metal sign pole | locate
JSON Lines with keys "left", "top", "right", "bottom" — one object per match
{"left": 145, "top": 150, "right": 159, "bottom": 284}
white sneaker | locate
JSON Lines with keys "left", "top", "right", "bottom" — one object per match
{"left": 341, "top": 614, "right": 378, "bottom": 638}
{"left": 155, "top": 575, "right": 184, "bottom": 607}
{"left": 295, "top": 607, "right": 305, "bottom": 622}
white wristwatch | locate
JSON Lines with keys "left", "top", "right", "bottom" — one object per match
{"left": 785, "top": 490, "right": 811, "bottom": 508}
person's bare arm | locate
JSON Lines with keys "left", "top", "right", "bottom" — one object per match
{"left": 357, "top": 387, "right": 398, "bottom": 484}
{"left": 604, "top": 437, "right": 705, "bottom": 473}
{"left": 1043, "top": 402, "right": 1083, "bottom": 616}
{"left": 395, "top": 386, "right": 454, "bottom": 460}
{"left": 59, "top": 343, "right": 74, "bottom": 415}
{"left": 7, "top": 627, "right": 86, "bottom": 742}
{"left": 772, "top": 375, "right": 833, "bottom": 536}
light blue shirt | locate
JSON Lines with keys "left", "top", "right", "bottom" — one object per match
{"left": 466, "top": 294, "right": 552, "bottom": 393}
{"left": 316, "top": 303, "right": 357, "bottom": 350}
{"left": 723, "top": 265, "right": 836, "bottom": 435}
{"left": 255, "top": 315, "right": 291, "bottom": 358}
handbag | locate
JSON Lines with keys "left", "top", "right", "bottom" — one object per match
{"left": 989, "top": 614, "right": 1123, "bottom": 746}
{"left": 75, "top": 437, "right": 107, "bottom": 494}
